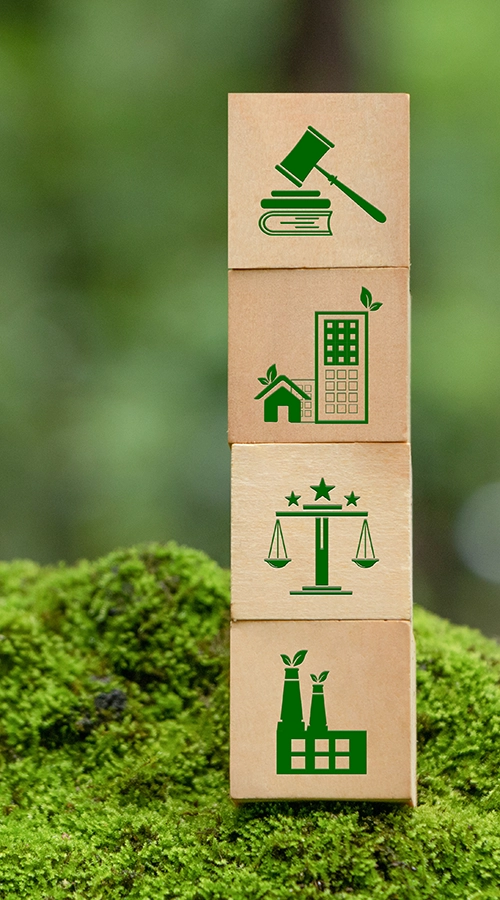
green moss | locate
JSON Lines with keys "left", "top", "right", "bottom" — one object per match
{"left": 0, "top": 543, "right": 499, "bottom": 897}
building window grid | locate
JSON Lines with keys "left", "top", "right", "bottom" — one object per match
{"left": 324, "top": 320, "right": 359, "bottom": 366}
{"left": 324, "top": 367, "right": 359, "bottom": 416}
{"left": 293, "top": 379, "right": 314, "bottom": 421}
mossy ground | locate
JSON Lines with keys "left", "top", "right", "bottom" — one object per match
{"left": 0, "top": 543, "right": 499, "bottom": 898}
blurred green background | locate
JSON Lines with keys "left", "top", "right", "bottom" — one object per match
{"left": 0, "top": 1, "right": 499, "bottom": 634}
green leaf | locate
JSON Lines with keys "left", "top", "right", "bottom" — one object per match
{"left": 280, "top": 654, "right": 291, "bottom": 666}
{"left": 318, "top": 670, "right": 329, "bottom": 683}
{"left": 292, "top": 650, "right": 308, "bottom": 667}
{"left": 267, "top": 364, "right": 277, "bottom": 383}
{"left": 258, "top": 377, "right": 269, "bottom": 385}
{"left": 369, "top": 302, "right": 383, "bottom": 312}
{"left": 360, "top": 286, "right": 372, "bottom": 309}
{"left": 310, "top": 674, "right": 318, "bottom": 682}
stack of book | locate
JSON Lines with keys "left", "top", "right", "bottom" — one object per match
{"left": 259, "top": 190, "right": 332, "bottom": 235}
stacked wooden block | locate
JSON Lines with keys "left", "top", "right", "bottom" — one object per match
{"left": 228, "top": 94, "right": 414, "bottom": 804}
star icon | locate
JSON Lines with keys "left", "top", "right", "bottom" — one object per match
{"left": 344, "top": 491, "right": 360, "bottom": 507}
{"left": 310, "top": 478, "right": 335, "bottom": 501}
{"left": 285, "top": 491, "right": 301, "bottom": 507}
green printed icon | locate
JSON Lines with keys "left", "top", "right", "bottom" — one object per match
{"left": 259, "top": 125, "right": 386, "bottom": 236}
{"left": 316, "top": 310, "right": 368, "bottom": 423}
{"left": 276, "top": 649, "right": 367, "bottom": 775}
{"left": 265, "top": 477, "right": 379, "bottom": 596}
{"left": 259, "top": 190, "right": 333, "bottom": 236}
{"left": 354, "top": 520, "right": 379, "bottom": 568}
{"left": 255, "top": 366, "right": 310, "bottom": 423}
{"left": 255, "top": 287, "right": 382, "bottom": 425}
{"left": 265, "top": 520, "right": 291, "bottom": 569}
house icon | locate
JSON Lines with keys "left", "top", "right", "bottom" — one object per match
{"left": 254, "top": 375, "right": 310, "bottom": 423}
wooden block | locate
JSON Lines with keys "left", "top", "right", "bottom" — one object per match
{"left": 230, "top": 619, "right": 416, "bottom": 803}
{"left": 228, "top": 267, "right": 409, "bottom": 444}
{"left": 228, "top": 93, "right": 409, "bottom": 270}
{"left": 231, "top": 443, "right": 411, "bottom": 621}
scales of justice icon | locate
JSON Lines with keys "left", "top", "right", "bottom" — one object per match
{"left": 264, "top": 478, "right": 379, "bottom": 596}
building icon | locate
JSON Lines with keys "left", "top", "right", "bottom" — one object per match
{"left": 255, "top": 291, "right": 375, "bottom": 425}
{"left": 276, "top": 650, "right": 367, "bottom": 775}
{"left": 314, "top": 311, "right": 367, "bottom": 423}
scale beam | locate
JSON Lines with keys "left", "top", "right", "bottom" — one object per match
{"left": 276, "top": 510, "right": 368, "bottom": 517}
{"left": 303, "top": 504, "right": 342, "bottom": 510}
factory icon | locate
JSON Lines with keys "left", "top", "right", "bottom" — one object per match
{"left": 276, "top": 650, "right": 367, "bottom": 775}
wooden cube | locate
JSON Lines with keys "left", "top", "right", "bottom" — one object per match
{"left": 228, "top": 93, "right": 409, "bottom": 270}
{"left": 231, "top": 443, "right": 411, "bottom": 621}
{"left": 230, "top": 619, "right": 416, "bottom": 804}
{"left": 228, "top": 267, "right": 409, "bottom": 444}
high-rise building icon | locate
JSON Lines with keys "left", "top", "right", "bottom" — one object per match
{"left": 315, "top": 312, "right": 367, "bottom": 423}
{"left": 276, "top": 650, "right": 367, "bottom": 775}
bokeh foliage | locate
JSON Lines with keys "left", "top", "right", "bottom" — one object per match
{"left": 0, "top": 0, "right": 294, "bottom": 567}
{"left": 350, "top": 1, "right": 500, "bottom": 632}
{"left": 0, "top": 2, "right": 499, "bottom": 632}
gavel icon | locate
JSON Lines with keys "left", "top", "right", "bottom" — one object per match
{"left": 276, "top": 126, "right": 386, "bottom": 224}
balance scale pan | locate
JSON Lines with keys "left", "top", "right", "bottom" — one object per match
{"left": 264, "top": 558, "right": 291, "bottom": 569}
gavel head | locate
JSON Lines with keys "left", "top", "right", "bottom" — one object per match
{"left": 275, "top": 126, "right": 335, "bottom": 187}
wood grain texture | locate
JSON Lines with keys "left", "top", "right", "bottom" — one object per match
{"left": 228, "top": 267, "right": 409, "bottom": 444}
{"left": 230, "top": 619, "right": 416, "bottom": 803}
{"left": 231, "top": 443, "right": 412, "bottom": 621}
{"left": 228, "top": 93, "right": 409, "bottom": 269}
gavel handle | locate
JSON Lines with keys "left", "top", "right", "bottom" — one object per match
{"left": 315, "top": 165, "right": 387, "bottom": 223}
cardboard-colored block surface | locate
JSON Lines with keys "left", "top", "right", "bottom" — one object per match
{"left": 228, "top": 93, "right": 409, "bottom": 269}
{"left": 228, "top": 267, "right": 409, "bottom": 444}
{"left": 230, "top": 619, "right": 416, "bottom": 803}
{"left": 231, "top": 443, "right": 411, "bottom": 621}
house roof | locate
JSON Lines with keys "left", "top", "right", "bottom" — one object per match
{"left": 254, "top": 375, "right": 310, "bottom": 401}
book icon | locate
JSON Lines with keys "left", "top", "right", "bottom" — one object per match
{"left": 259, "top": 191, "right": 332, "bottom": 236}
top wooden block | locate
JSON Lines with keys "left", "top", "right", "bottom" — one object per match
{"left": 228, "top": 93, "right": 409, "bottom": 270}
